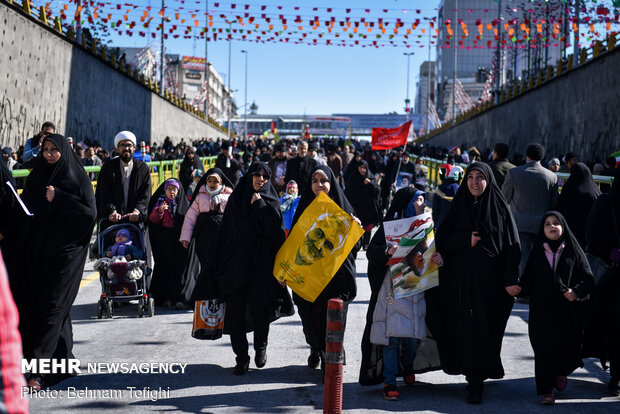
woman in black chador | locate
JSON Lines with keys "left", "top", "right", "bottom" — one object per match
{"left": 429, "top": 162, "right": 521, "bottom": 404}
{"left": 583, "top": 166, "right": 620, "bottom": 396}
{"left": 147, "top": 178, "right": 190, "bottom": 309}
{"left": 210, "top": 161, "right": 292, "bottom": 375}
{"left": 19, "top": 134, "right": 97, "bottom": 390}
{"left": 178, "top": 147, "right": 204, "bottom": 192}
{"left": 292, "top": 165, "right": 361, "bottom": 375}
{"left": 556, "top": 162, "right": 601, "bottom": 249}
{"left": 519, "top": 211, "right": 593, "bottom": 405}
{"left": 345, "top": 160, "right": 381, "bottom": 249}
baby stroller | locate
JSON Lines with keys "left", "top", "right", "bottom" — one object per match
{"left": 93, "top": 220, "right": 154, "bottom": 318}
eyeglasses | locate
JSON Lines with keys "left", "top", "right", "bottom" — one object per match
{"left": 118, "top": 142, "right": 135, "bottom": 149}
{"left": 252, "top": 173, "right": 269, "bottom": 179}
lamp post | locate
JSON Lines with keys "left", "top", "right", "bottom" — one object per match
{"left": 403, "top": 52, "right": 414, "bottom": 121}
{"left": 241, "top": 50, "right": 248, "bottom": 139}
{"left": 204, "top": 0, "right": 209, "bottom": 116}
{"left": 226, "top": 21, "right": 232, "bottom": 137}
{"left": 160, "top": 0, "right": 165, "bottom": 95}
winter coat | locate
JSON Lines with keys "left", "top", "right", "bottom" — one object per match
{"left": 179, "top": 184, "right": 232, "bottom": 242}
{"left": 370, "top": 271, "right": 427, "bottom": 346}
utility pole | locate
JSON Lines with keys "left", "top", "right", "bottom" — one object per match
{"left": 403, "top": 52, "right": 414, "bottom": 121}
{"left": 241, "top": 50, "right": 248, "bottom": 139}
{"left": 159, "top": 0, "right": 165, "bottom": 95}
{"left": 574, "top": 0, "right": 580, "bottom": 66}
{"left": 495, "top": 0, "right": 503, "bottom": 104}
{"left": 226, "top": 21, "right": 232, "bottom": 138}
{"left": 204, "top": 0, "right": 209, "bottom": 117}
{"left": 425, "top": 23, "right": 432, "bottom": 136}
{"left": 452, "top": 0, "right": 458, "bottom": 120}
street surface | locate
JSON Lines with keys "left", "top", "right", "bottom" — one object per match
{"left": 27, "top": 255, "right": 618, "bottom": 413}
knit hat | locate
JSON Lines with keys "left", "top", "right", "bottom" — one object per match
{"left": 164, "top": 179, "right": 180, "bottom": 191}
{"left": 114, "top": 131, "right": 137, "bottom": 148}
{"left": 2, "top": 147, "right": 12, "bottom": 155}
{"left": 526, "top": 144, "right": 545, "bottom": 161}
{"left": 286, "top": 180, "right": 298, "bottom": 189}
{"left": 115, "top": 229, "right": 131, "bottom": 240}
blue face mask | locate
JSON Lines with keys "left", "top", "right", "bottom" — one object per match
{"left": 404, "top": 190, "right": 426, "bottom": 218}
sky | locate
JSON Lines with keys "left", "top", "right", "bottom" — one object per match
{"left": 40, "top": 0, "right": 618, "bottom": 116}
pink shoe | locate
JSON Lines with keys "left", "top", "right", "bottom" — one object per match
{"left": 555, "top": 376, "right": 567, "bottom": 392}
{"left": 541, "top": 391, "right": 555, "bottom": 405}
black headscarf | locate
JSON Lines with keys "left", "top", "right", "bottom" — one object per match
{"left": 292, "top": 164, "right": 355, "bottom": 228}
{"left": 383, "top": 187, "right": 417, "bottom": 221}
{"left": 20, "top": 133, "right": 97, "bottom": 247}
{"left": 179, "top": 153, "right": 204, "bottom": 190}
{"left": 189, "top": 167, "right": 233, "bottom": 206}
{"left": 557, "top": 162, "right": 601, "bottom": 248}
{"left": 228, "top": 161, "right": 281, "bottom": 217}
{"left": 343, "top": 151, "right": 364, "bottom": 182}
{"left": 147, "top": 178, "right": 190, "bottom": 234}
{"left": 344, "top": 160, "right": 380, "bottom": 226}
{"left": 587, "top": 166, "right": 620, "bottom": 260}
{"left": 438, "top": 162, "right": 519, "bottom": 258}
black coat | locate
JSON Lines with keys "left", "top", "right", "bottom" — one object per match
{"left": 285, "top": 156, "right": 317, "bottom": 195}
{"left": 178, "top": 156, "right": 204, "bottom": 192}
{"left": 519, "top": 211, "right": 593, "bottom": 394}
{"left": 19, "top": 134, "right": 96, "bottom": 384}
{"left": 429, "top": 162, "right": 521, "bottom": 380}
{"left": 344, "top": 160, "right": 381, "bottom": 227}
{"left": 214, "top": 153, "right": 242, "bottom": 187}
{"left": 95, "top": 156, "right": 151, "bottom": 222}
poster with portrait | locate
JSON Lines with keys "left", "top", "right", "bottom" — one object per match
{"left": 384, "top": 212, "right": 439, "bottom": 299}
{"left": 396, "top": 171, "right": 414, "bottom": 189}
{"left": 273, "top": 192, "right": 364, "bottom": 302}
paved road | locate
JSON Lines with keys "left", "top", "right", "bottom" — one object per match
{"left": 27, "top": 255, "right": 618, "bottom": 413}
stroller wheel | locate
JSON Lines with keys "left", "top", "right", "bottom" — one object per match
{"left": 138, "top": 298, "right": 144, "bottom": 318}
{"left": 96, "top": 300, "right": 103, "bottom": 319}
{"left": 106, "top": 300, "right": 114, "bottom": 319}
{"left": 147, "top": 296, "right": 155, "bottom": 317}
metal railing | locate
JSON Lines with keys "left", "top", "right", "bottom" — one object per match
{"left": 11, "top": 156, "right": 218, "bottom": 194}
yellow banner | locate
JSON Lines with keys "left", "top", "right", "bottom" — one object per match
{"left": 273, "top": 192, "right": 364, "bottom": 302}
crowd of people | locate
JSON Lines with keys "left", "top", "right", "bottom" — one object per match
{"left": 0, "top": 122, "right": 618, "bottom": 410}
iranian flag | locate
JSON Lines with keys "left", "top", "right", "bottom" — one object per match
{"left": 371, "top": 121, "right": 412, "bottom": 150}
{"left": 611, "top": 150, "right": 620, "bottom": 167}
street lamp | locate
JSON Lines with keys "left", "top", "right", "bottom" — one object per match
{"left": 403, "top": 52, "right": 414, "bottom": 120}
{"left": 241, "top": 50, "right": 248, "bottom": 139}
{"left": 226, "top": 21, "right": 232, "bottom": 137}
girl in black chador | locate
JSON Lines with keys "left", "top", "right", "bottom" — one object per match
{"left": 19, "top": 134, "right": 97, "bottom": 390}
{"left": 519, "top": 211, "right": 593, "bottom": 405}
{"left": 428, "top": 162, "right": 521, "bottom": 404}
{"left": 209, "top": 161, "right": 292, "bottom": 375}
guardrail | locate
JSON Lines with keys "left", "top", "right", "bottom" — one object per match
{"left": 422, "top": 158, "right": 614, "bottom": 191}
{"left": 2, "top": 0, "right": 227, "bottom": 135}
{"left": 420, "top": 33, "right": 619, "bottom": 141}
{"left": 11, "top": 156, "right": 218, "bottom": 194}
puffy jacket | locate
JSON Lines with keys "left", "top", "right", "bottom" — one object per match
{"left": 370, "top": 271, "right": 426, "bottom": 346}
{"left": 179, "top": 184, "right": 232, "bottom": 242}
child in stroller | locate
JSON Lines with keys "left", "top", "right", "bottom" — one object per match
{"left": 94, "top": 222, "right": 153, "bottom": 318}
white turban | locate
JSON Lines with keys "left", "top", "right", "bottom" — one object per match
{"left": 114, "top": 131, "right": 137, "bottom": 148}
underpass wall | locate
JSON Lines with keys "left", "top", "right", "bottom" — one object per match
{"left": 427, "top": 46, "right": 620, "bottom": 163}
{"left": 0, "top": 1, "right": 223, "bottom": 151}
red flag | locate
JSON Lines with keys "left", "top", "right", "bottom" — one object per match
{"left": 371, "top": 121, "right": 411, "bottom": 150}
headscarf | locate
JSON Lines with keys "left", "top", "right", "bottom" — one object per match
{"left": 280, "top": 180, "right": 299, "bottom": 213}
{"left": 227, "top": 161, "right": 281, "bottom": 217}
{"left": 20, "top": 134, "right": 97, "bottom": 247}
{"left": 438, "top": 162, "right": 519, "bottom": 258}
{"left": 556, "top": 162, "right": 601, "bottom": 247}
{"left": 384, "top": 187, "right": 417, "bottom": 221}
{"left": 404, "top": 189, "right": 426, "bottom": 218}
{"left": 190, "top": 167, "right": 233, "bottom": 209}
{"left": 292, "top": 164, "right": 355, "bottom": 228}
{"left": 532, "top": 211, "right": 589, "bottom": 292}
{"left": 147, "top": 178, "right": 189, "bottom": 233}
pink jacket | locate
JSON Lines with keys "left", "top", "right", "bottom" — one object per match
{"left": 179, "top": 185, "right": 232, "bottom": 242}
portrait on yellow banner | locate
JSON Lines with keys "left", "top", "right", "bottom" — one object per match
{"left": 273, "top": 192, "right": 363, "bottom": 302}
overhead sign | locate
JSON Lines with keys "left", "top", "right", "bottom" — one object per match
{"left": 182, "top": 56, "right": 205, "bottom": 70}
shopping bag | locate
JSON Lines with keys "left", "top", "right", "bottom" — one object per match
{"left": 273, "top": 192, "right": 364, "bottom": 302}
{"left": 192, "top": 299, "right": 225, "bottom": 340}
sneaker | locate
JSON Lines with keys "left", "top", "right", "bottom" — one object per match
{"left": 609, "top": 377, "right": 620, "bottom": 397}
{"left": 404, "top": 372, "right": 416, "bottom": 386}
{"left": 307, "top": 349, "right": 321, "bottom": 369}
{"left": 555, "top": 376, "right": 567, "bottom": 392}
{"left": 541, "top": 391, "right": 555, "bottom": 405}
{"left": 383, "top": 384, "right": 399, "bottom": 401}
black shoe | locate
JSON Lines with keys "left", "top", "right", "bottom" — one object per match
{"left": 466, "top": 381, "right": 483, "bottom": 404}
{"left": 255, "top": 349, "right": 267, "bottom": 369}
{"left": 609, "top": 377, "right": 620, "bottom": 397}
{"left": 308, "top": 349, "right": 321, "bottom": 369}
{"left": 233, "top": 358, "right": 250, "bottom": 376}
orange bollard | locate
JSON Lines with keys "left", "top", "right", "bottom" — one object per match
{"left": 323, "top": 298, "right": 344, "bottom": 414}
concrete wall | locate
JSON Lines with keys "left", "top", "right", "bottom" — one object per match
{"left": 426, "top": 45, "right": 620, "bottom": 164}
{"left": 0, "top": 1, "right": 225, "bottom": 151}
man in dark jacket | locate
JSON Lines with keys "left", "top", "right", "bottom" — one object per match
{"left": 215, "top": 142, "right": 242, "bottom": 187}
{"left": 95, "top": 131, "right": 151, "bottom": 229}
{"left": 284, "top": 141, "right": 316, "bottom": 194}
{"left": 488, "top": 143, "right": 515, "bottom": 188}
